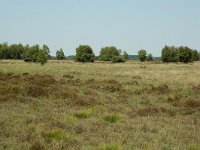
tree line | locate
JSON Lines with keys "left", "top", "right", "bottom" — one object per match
{"left": 0, "top": 42, "right": 199, "bottom": 64}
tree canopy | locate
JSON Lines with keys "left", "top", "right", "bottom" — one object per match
{"left": 138, "top": 49, "right": 147, "bottom": 62}
{"left": 75, "top": 45, "right": 95, "bottom": 62}
{"left": 99, "top": 46, "right": 121, "bottom": 61}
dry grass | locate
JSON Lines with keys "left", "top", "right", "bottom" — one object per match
{"left": 0, "top": 60, "right": 200, "bottom": 150}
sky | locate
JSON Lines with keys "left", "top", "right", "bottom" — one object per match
{"left": 0, "top": 0, "right": 200, "bottom": 56}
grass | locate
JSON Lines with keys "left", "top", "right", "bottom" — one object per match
{"left": 103, "top": 114, "right": 121, "bottom": 123}
{"left": 0, "top": 60, "right": 200, "bottom": 149}
{"left": 75, "top": 108, "right": 92, "bottom": 119}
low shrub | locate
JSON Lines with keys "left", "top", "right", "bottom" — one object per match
{"left": 111, "top": 56, "right": 126, "bottom": 63}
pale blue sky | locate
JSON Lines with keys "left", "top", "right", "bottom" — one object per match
{"left": 0, "top": 0, "right": 200, "bottom": 56}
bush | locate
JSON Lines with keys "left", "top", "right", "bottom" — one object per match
{"left": 75, "top": 45, "right": 95, "bottom": 62}
{"left": 37, "top": 49, "right": 48, "bottom": 65}
{"left": 111, "top": 56, "right": 126, "bottom": 63}
{"left": 146, "top": 53, "right": 153, "bottom": 61}
{"left": 56, "top": 48, "right": 65, "bottom": 60}
{"left": 161, "top": 45, "right": 198, "bottom": 63}
{"left": 192, "top": 50, "right": 199, "bottom": 61}
{"left": 99, "top": 46, "right": 121, "bottom": 61}
{"left": 161, "top": 46, "right": 179, "bottom": 62}
{"left": 179, "top": 46, "right": 193, "bottom": 63}
{"left": 138, "top": 49, "right": 147, "bottom": 62}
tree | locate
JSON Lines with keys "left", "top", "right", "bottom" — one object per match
{"left": 123, "top": 51, "right": 128, "bottom": 60}
{"left": 146, "top": 53, "right": 153, "bottom": 61}
{"left": 0, "top": 42, "right": 8, "bottom": 59}
{"left": 75, "top": 45, "right": 95, "bottom": 62}
{"left": 138, "top": 49, "right": 147, "bottom": 62}
{"left": 161, "top": 46, "right": 179, "bottom": 62}
{"left": 43, "top": 44, "right": 51, "bottom": 58}
{"left": 191, "top": 50, "right": 199, "bottom": 61}
{"left": 56, "top": 49, "right": 65, "bottom": 60}
{"left": 179, "top": 46, "right": 192, "bottom": 63}
{"left": 37, "top": 49, "right": 48, "bottom": 65}
{"left": 99, "top": 46, "right": 121, "bottom": 61}
{"left": 24, "top": 44, "right": 40, "bottom": 62}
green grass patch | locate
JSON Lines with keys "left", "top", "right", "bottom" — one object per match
{"left": 42, "top": 129, "right": 72, "bottom": 141}
{"left": 75, "top": 108, "right": 92, "bottom": 119}
{"left": 99, "top": 143, "right": 121, "bottom": 150}
{"left": 64, "top": 115, "right": 77, "bottom": 124}
{"left": 103, "top": 114, "right": 121, "bottom": 123}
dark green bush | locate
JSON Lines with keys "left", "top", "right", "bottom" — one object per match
{"left": 111, "top": 56, "right": 126, "bottom": 63}
{"left": 75, "top": 45, "right": 95, "bottom": 62}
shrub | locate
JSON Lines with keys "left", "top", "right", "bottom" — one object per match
{"left": 111, "top": 56, "right": 126, "bottom": 63}
{"left": 179, "top": 46, "right": 193, "bottom": 63}
{"left": 99, "top": 46, "right": 121, "bottom": 61}
{"left": 192, "top": 50, "right": 200, "bottom": 61}
{"left": 138, "top": 49, "right": 147, "bottom": 62}
{"left": 36, "top": 49, "right": 48, "bottom": 65}
{"left": 75, "top": 45, "right": 95, "bottom": 62}
{"left": 161, "top": 46, "right": 179, "bottom": 62}
{"left": 56, "top": 48, "right": 65, "bottom": 60}
{"left": 146, "top": 53, "right": 153, "bottom": 61}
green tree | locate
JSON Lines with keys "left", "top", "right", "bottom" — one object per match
{"left": 146, "top": 53, "right": 153, "bottom": 61}
{"left": 24, "top": 44, "right": 40, "bottom": 62}
{"left": 138, "top": 49, "right": 147, "bottom": 62}
{"left": 179, "top": 46, "right": 193, "bottom": 63}
{"left": 56, "top": 49, "right": 65, "bottom": 60}
{"left": 75, "top": 45, "right": 95, "bottom": 62}
{"left": 0, "top": 43, "right": 8, "bottom": 59}
{"left": 99, "top": 46, "right": 121, "bottom": 61}
{"left": 161, "top": 46, "right": 179, "bottom": 62}
{"left": 123, "top": 51, "right": 128, "bottom": 60}
{"left": 43, "top": 44, "right": 51, "bottom": 58}
{"left": 37, "top": 49, "right": 48, "bottom": 65}
{"left": 191, "top": 50, "right": 199, "bottom": 61}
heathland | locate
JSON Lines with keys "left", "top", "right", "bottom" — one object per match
{"left": 0, "top": 60, "right": 200, "bottom": 150}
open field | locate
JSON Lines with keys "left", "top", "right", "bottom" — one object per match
{"left": 0, "top": 60, "right": 200, "bottom": 150}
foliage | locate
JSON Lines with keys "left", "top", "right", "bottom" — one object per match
{"left": 75, "top": 45, "right": 95, "bottom": 62}
{"left": 191, "top": 50, "right": 199, "bottom": 61}
{"left": 0, "top": 43, "right": 51, "bottom": 62}
{"left": 56, "top": 48, "right": 65, "bottom": 60}
{"left": 161, "top": 45, "right": 199, "bottom": 63}
{"left": 179, "top": 46, "right": 193, "bottom": 63}
{"left": 0, "top": 43, "right": 24, "bottom": 59}
{"left": 36, "top": 49, "right": 48, "bottom": 65}
{"left": 138, "top": 49, "right": 147, "bottom": 62}
{"left": 146, "top": 53, "right": 153, "bottom": 61}
{"left": 123, "top": 51, "right": 128, "bottom": 59}
{"left": 111, "top": 56, "right": 126, "bottom": 63}
{"left": 161, "top": 46, "right": 179, "bottom": 62}
{"left": 99, "top": 46, "right": 121, "bottom": 61}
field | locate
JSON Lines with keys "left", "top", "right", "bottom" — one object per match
{"left": 0, "top": 60, "right": 200, "bottom": 150}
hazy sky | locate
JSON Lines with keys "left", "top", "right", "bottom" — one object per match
{"left": 0, "top": 0, "right": 200, "bottom": 56}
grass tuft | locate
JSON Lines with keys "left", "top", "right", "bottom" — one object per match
{"left": 103, "top": 114, "right": 120, "bottom": 123}
{"left": 75, "top": 109, "right": 92, "bottom": 119}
